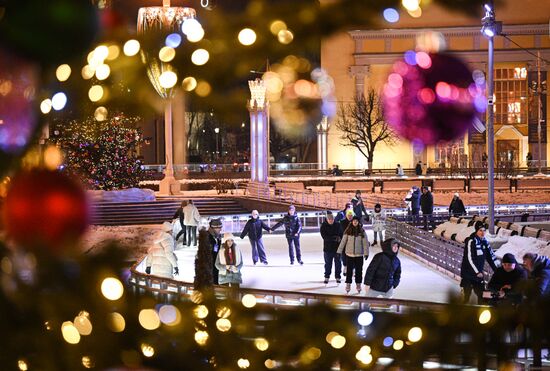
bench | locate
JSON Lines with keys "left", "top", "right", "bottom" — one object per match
{"left": 306, "top": 186, "right": 334, "bottom": 193}
{"left": 469, "top": 179, "right": 511, "bottom": 192}
{"left": 274, "top": 182, "right": 305, "bottom": 191}
{"left": 381, "top": 180, "right": 421, "bottom": 193}
{"left": 516, "top": 178, "right": 550, "bottom": 191}
{"left": 333, "top": 181, "right": 374, "bottom": 193}
{"left": 432, "top": 179, "right": 466, "bottom": 192}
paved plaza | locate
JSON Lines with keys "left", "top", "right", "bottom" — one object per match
{"left": 172, "top": 232, "right": 460, "bottom": 303}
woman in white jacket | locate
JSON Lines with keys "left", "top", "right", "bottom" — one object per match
{"left": 337, "top": 216, "right": 370, "bottom": 294}
{"left": 183, "top": 200, "right": 201, "bottom": 247}
{"left": 145, "top": 222, "right": 179, "bottom": 278}
{"left": 370, "top": 203, "right": 386, "bottom": 246}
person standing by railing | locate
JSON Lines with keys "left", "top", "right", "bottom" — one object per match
{"left": 240, "top": 210, "right": 270, "bottom": 265}
{"left": 448, "top": 193, "right": 466, "bottom": 217}
{"left": 272, "top": 205, "right": 303, "bottom": 265}
{"left": 320, "top": 211, "right": 342, "bottom": 284}
{"left": 420, "top": 186, "right": 435, "bottom": 231}
{"left": 337, "top": 216, "right": 370, "bottom": 294}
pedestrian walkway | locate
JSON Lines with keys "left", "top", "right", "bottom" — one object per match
{"left": 173, "top": 231, "right": 460, "bottom": 303}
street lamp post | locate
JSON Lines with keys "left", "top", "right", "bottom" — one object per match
{"left": 247, "top": 78, "right": 269, "bottom": 184}
{"left": 214, "top": 127, "right": 220, "bottom": 160}
{"left": 532, "top": 52, "right": 547, "bottom": 176}
{"left": 481, "top": 2, "right": 502, "bottom": 234}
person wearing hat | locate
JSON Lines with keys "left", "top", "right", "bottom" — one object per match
{"left": 337, "top": 215, "right": 370, "bottom": 293}
{"left": 449, "top": 193, "right": 466, "bottom": 217}
{"left": 487, "top": 253, "right": 527, "bottom": 301}
{"left": 370, "top": 203, "right": 386, "bottom": 246}
{"left": 364, "top": 238, "right": 402, "bottom": 298}
{"left": 272, "top": 205, "right": 303, "bottom": 265}
{"left": 145, "top": 221, "right": 179, "bottom": 278}
{"left": 460, "top": 221, "right": 499, "bottom": 304}
{"left": 240, "top": 210, "right": 270, "bottom": 265}
{"left": 207, "top": 218, "right": 223, "bottom": 284}
{"left": 405, "top": 186, "right": 421, "bottom": 222}
{"left": 351, "top": 190, "right": 368, "bottom": 224}
{"left": 334, "top": 202, "right": 353, "bottom": 223}
{"left": 215, "top": 233, "right": 243, "bottom": 287}
{"left": 522, "top": 253, "right": 550, "bottom": 298}
{"left": 320, "top": 211, "right": 343, "bottom": 284}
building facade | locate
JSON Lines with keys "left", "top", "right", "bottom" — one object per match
{"left": 321, "top": 0, "right": 549, "bottom": 171}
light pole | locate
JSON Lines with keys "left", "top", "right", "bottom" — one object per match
{"left": 531, "top": 52, "right": 547, "bottom": 176}
{"left": 214, "top": 127, "right": 220, "bottom": 160}
{"left": 247, "top": 78, "right": 269, "bottom": 184}
{"left": 481, "top": 1, "right": 502, "bottom": 234}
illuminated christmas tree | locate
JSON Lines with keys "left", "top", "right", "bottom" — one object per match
{"left": 50, "top": 114, "right": 144, "bottom": 190}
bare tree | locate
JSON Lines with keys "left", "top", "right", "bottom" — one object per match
{"left": 335, "top": 89, "right": 397, "bottom": 170}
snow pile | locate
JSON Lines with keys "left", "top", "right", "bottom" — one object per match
{"left": 88, "top": 188, "right": 156, "bottom": 203}
{"left": 495, "top": 235, "right": 550, "bottom": 259}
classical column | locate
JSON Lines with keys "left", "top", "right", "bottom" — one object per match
{"left": 348, "top": 65, "right": 369, "bottom": 98}
{"left": 316, "top": 116, "right": 330, "bottom": 170}
{"left": 248, "top": 79, "right": 269, "bottom": 183}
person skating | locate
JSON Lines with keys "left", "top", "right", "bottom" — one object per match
{"left": 320, "top": 211, "right": 343, "bottom": 284}
{"left": 420, "top": 186, "right": 434, "bottom": 230}
{"left": 240, "top": 209, "right": 270, "bottom": 265}
{"left": 364, "top": 238, "right": 401, "bottom": 298}
{"left": 351, "top": 190, "right": 368, "bottom": 224}
{"left": 338, "top": 209, "right": 355, "bottom": 274}
{"left": 337, "top": 216, "right": 369, "bottom": 294}
{"left": 272, "top": 205, "right": 303, "bottom": 265}
{"left": 460, "top": 221, "right": 499, "bottom": 304}
{"left": 405, "top": 186, "right": 421, "bottom": 222}
{"left": 207, "top": 218, "right": 223, "bottom": 284}
{"left": 335, "top": 202, "right": 353, "bottom": 223}
{"left": 487, "top": 253, "right": 527, "bottom": 302}
{"left": 183, "top": 199, "right": 201, "bottom": 247}
{"left": 215, "top": 233, "right": 243, "bottom": 288}
{"left": 173, "top": 201, "right": 187, "bottom": 245}
{"left": 449, "top": 193, "right": 466, "bottom": 217}
{"left": 370, "top": 203, "right": 386, "bottom": 246}
{"left": 145, "top": 221, "right": 179, "bottom": 279}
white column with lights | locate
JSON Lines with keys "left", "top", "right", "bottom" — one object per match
{"left": 317, "top": 116, "right": 330, "bottom": 170}
{"left": 248, "top": 78, "right": 269, "bottom": 184}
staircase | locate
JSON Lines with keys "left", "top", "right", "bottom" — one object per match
{"left": 91, "top": 198, "right": 250, "bottom": 226}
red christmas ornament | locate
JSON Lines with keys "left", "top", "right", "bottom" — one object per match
{"left": 383, "top": 52, "right": 485, "bottom": 145}
{"left": 2, "top": 169, "right": 90, "bottom": 252}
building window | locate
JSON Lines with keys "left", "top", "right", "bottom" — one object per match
{"left": 494, "top": 67, "right": 528, "bottom": 125}
{"left": 434, "top": 138, "right": 465, "bottom": 167}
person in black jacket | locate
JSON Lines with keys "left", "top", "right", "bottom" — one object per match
{"left": 415, "top": 161, "right": 423, "bottom": 176}
{"left": 420, "top": 186, "right": 434, "bottom": 230}
{"left": 272, "top": 205, "right": 303, "bottom": 265}
{"left": 364, "top": 238, "right": 402, "bottom": 298}
{"left": 207, "top": 218, "right": 223, "bottom": 284}
{"left": 460, "top": 221, "right": 499, "bottom": 304}
{"left": 487, "top": 253, "right": 527, "bottom": 302}
{"left": 320, "top": 211, "right": 343, "bottom": 284}
{"left": 351, "top": 190, "right": 368, "bottom": 223}
{"left": 522, "top": 253, "right": 550, "bottom": 298}
{"left": 173, "top": 201, "right": 187, "bottom": 244}
{"left": 405, "top": 186, "right": 421, "bottom": 223}
{"left": 448, "top": 193, "right": 466, "bottom": 217}
{"left": 240, "top": 209, "right": 270, "bottom": 265}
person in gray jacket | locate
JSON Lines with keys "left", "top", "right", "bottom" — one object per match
{"left": 337, "top": 216, "right": 370, "bottom": 294}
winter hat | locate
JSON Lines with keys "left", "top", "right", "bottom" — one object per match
{"left": 223, "top": 233, "right": 234, "bottom": 241}
{"left": 374, "top": 203, "right": 381, "bottom": 210}
{"left": 345, "top": 210, "right": 355, "bottom": 217}
{"left": 454, "top": 192, "right": 460, "bottom": 198}
{"left": 209, "top": 218, "right": 223, "bottom": 228}
{"left": 326, "top": 211, "right": 334, "bottom": 219}
{"left": 352, "top": 216, "right": 361, "bottom": 222}
{"left": 474, "top": 221, "right": 486, "bottom": 232}
{"left": 502, "top": 253, "right": 517, "bottom": 264}
{"left": 161, "top": 221, "right": 173, "bottom": 232}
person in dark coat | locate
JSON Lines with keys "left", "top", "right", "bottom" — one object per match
{"left": 364, "top": 238, "right": 402, "bottom": 298}
{"left": 405, "top": 186, "right": 421, "bottom": 220}
{"left": 240, "top": 209, "right": 270, "bottom": 265}
{"left": 420, "top": 186, "right": 434, "bottom": 230}
{"left": 415, "top": 161, "right": 423, "bottom": 176}
{"left": 460, "top": 221, "right": 499, "bottom": 304}
{"left": 272, "top": 205, "right": 303, "bottom": 265}
{"left": 522, "top": 253, "right": 550, "bottom": 298}
{"left": 335, "top": 202, "right": 353, "bottom": 223}
{"left": 320, "top": 211, "right": 343, "bottom": 284}
{"left": 351, "top": 190, "right": 368, "bottom": 223}
{"left": 207, "top": 218, "right": 223, "bottom": 285}
{"left": 449, "top": 193, "right": 466, "bottom": 217}
{"left": 487, "top": 253, "right": 527, "bottom": 301}
{"left": 173, "top": 201, "right": 187, "bottom": 244}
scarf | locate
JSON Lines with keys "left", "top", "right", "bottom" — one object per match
{"left": 219, "top": 243, "right": 241, "bottom": 267}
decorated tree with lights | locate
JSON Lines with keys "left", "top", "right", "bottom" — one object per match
{"left": 49, "top": 114, "right": 144, "bottom": 190}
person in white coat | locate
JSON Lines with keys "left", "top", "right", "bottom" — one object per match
{"left": 215, "top": 233, "right": 243, "bottom": 287}
{"left": 183, "top": 200, "right": 201, "bottom": 247}
{"left": 145, "top": 221, "right": 179, "bottom": 279}
{"left": 370, "top": 203, "right": 386, "bottom": 246}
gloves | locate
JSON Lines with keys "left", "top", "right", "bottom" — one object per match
{"left": 174, "top": 267, "right": 179, "bottom": 276}
{"left": 364, "top": 255, "right": 369, "bottom": 261}
{"left": 145, "top": 267, "right": 151, "bottom": 274}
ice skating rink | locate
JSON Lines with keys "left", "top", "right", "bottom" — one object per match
{"left": 173, "top": 232, "right": 460, "bottom": 303}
